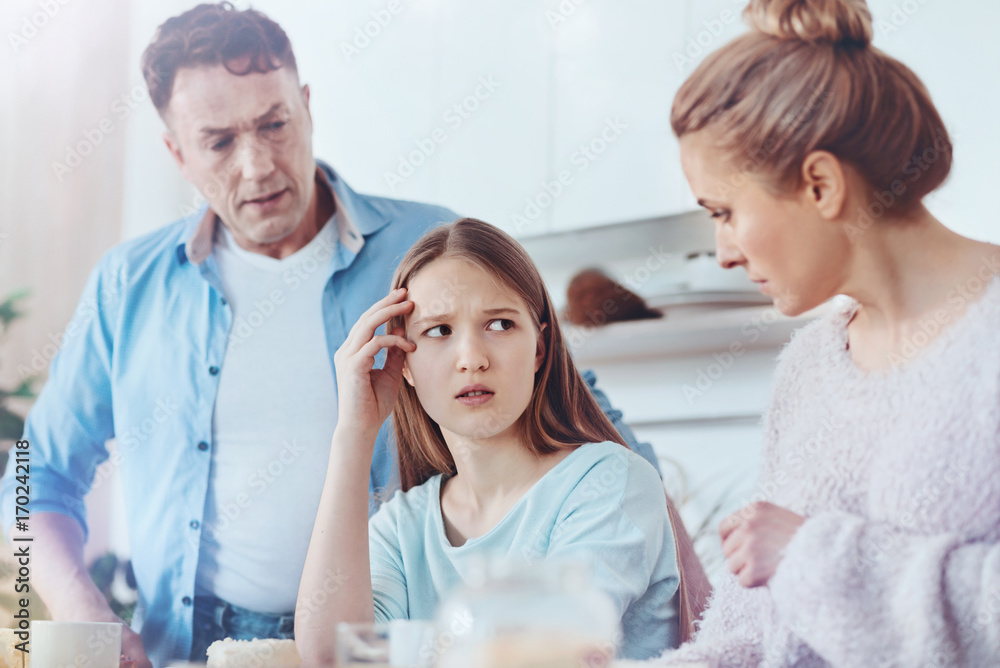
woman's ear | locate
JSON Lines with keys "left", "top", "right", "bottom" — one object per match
{"left": 800, "top": 150, "right": 849, "bottom": 221}
{"left": 402, "top": 360, "right": 415, "bottom": 387}
{"left": 534, "top": 323, "right": 548, "bottom": 373}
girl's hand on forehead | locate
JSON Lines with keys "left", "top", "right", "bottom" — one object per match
{"left": 333, "top": 288, "right": 417, "bottom": 442}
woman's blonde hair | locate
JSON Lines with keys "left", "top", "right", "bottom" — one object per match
{"left": 388, "top": 218, "right": 626, "bottom": 492}
{"left": 671, "top": 0, "right": 951, "bottom": 212}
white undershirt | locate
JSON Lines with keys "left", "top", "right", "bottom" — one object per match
{"left": 196, "top": 216, "right": 339, "bottom": 613}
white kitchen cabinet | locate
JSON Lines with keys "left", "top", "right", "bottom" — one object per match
{"left": 546, "top": 0, "right": 691, "bottom": 233}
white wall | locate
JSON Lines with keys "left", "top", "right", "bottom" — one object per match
{"left": 122, "top": 0, "right": 1000, "bottom": 244}
{"left": 5, "top": 0, "right": 993, "bottom": 565}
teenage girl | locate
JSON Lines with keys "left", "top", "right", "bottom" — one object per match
{"left": 295, "top": 218, "right": 682, "bottom": 662}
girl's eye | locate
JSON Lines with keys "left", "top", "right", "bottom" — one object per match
{"left": 710, "top": 209, "right": 731, "bottom": 223}
{"left": 487, "top": 319, "right": 514, "bottom": 332}
{"left": 425, "top": 324, "right": 451, "bottom": 338}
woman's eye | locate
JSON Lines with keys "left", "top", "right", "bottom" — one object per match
{"left": 425, "top": 324, "right": 451, "bottom": 338}
{"left": 487, "top": 319, "right": 514, "bottom": 332}
{"left": 710, "top": 209, "right": 731, "bottom": 223}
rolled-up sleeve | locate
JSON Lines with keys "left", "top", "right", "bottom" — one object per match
{"left": 1, "top": 256, "right": 122, "bottom": 538}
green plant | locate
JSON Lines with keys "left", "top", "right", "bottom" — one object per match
{"left": 89, "top": 553, "right": 138, "bottom": 625}
{"left": 0, "top": 290, "right": 37, "bottom": 474}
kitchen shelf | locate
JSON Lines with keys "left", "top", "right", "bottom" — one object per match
{"left": 562, "top": 302, "right": 828, "bottom": 364}
{"left": 519, "top": 209, "right": 714, "bottom": 272}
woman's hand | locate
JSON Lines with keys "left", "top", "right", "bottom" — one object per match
{"left": 719, "top": 501, "right": 806, "bottom": 588}
{"left": 333, "top": 288, "right": 416, "bottom": 439}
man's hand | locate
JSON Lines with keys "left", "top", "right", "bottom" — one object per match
{"left": 719, "top": 501, "right": 806, "bottom": 588}
{"left": 120, "top": 623, "right": 152, "bottom": 668}
{"left": 31, "top": 514, "right": 152, "bottom": 668}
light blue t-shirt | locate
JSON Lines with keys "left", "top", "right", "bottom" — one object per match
{"left": 368, "top": 441, "right": 680, "bottom": 660}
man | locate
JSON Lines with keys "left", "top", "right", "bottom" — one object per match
{"left": 0, "top": 4, "right": 659, "bottom": 667}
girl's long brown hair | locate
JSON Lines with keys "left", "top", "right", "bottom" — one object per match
{"left": 389, "top": 218, "right": 626, "bottom": 492}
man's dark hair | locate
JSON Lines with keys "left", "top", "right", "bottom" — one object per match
{"left": 141, "top": 2, "right": 297, "bottom": 114}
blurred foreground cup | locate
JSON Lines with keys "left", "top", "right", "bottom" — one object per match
{"left": 30, "top": 621, "right": 122, "bottom": 668}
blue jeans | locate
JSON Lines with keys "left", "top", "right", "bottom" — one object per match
{"left": 190, "top": 596, "right": 295, "bottom": 662}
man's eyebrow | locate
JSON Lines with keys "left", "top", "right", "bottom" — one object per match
{"left": 198, "top": 103, "right": 287, "bottom": 137}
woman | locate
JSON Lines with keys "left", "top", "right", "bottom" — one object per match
{"left": 295, "top": 219, "right": 682, "bottom": 663}
{"left": 659, "top": 0, "right": 1000, "bottom": 666}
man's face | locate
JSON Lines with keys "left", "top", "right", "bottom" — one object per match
{"left": 163, "top": 64, "right": 317, "bottom": 255}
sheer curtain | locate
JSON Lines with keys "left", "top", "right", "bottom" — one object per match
{"left": 0, "top": 0, "right": 132, "bottom": 561}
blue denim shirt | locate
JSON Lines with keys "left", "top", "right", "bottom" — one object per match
{"left": 0, "top": 163, "right": 659, "bottom": 668}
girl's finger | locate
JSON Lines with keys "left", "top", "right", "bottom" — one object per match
{"left": 344, "top": 296, "right": 414, "bottom": 352}
{"left": 355, "top": 335, "right": 416, "bottom": 363}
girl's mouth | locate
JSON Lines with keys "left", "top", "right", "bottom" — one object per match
{"left": 456, "top": 390, "right": 494, "bottom": 406}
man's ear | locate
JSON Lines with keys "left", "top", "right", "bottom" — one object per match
{"left": 534, "top": 322, "right": 548, "bottom": 373}
{"left": 800, "top": 150, "right": 848, "bottom": 220}
{"left": 162, "top": 131, "right": 189, "bottom": 181}
{"left": 302, "top": 83, "right": 312, "bottom": 123}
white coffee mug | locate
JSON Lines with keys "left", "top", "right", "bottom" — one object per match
{"left": 30, "top": 621, "right": 122, "bottom": 668}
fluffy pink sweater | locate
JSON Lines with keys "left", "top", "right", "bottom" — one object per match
{"left": 657, "top": 277, "right": 1000, "bottom": 667}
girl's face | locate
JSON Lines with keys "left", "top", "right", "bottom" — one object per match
{"left": 679, "top": 129, "right": 850, "bottom": 316}
{"left": 401, "top": 257, "right": 545, "bottom": 447}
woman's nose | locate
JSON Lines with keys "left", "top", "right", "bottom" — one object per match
{"left": 715, "top": 224, "right": 745, "bottom": 269}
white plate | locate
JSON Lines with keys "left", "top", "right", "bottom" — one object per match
{"left": 645, "top": 290, "right": 771, "bottom": 313}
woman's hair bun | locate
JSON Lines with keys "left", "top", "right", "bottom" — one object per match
{"left": 745, "top": 0, "right": 873, "bottom": 47}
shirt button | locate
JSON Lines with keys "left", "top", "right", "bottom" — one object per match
{"left": 189, "top": 520, "right": 200, "bottom": 530}
{"left": 208, "top": 365, "right": 220, "bottom": 375}
{"left": 220, "top": 297, "right": 228, "bottom": 305}
{"left": 182, "top": 596, "right": 192, "bottom": 606}
{"left": 197, "top": 441, "right": 209, "bottom": 451}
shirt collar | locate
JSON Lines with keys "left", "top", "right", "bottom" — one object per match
{"left": 176, "top": 161, "right": 386, "bottom": 266}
